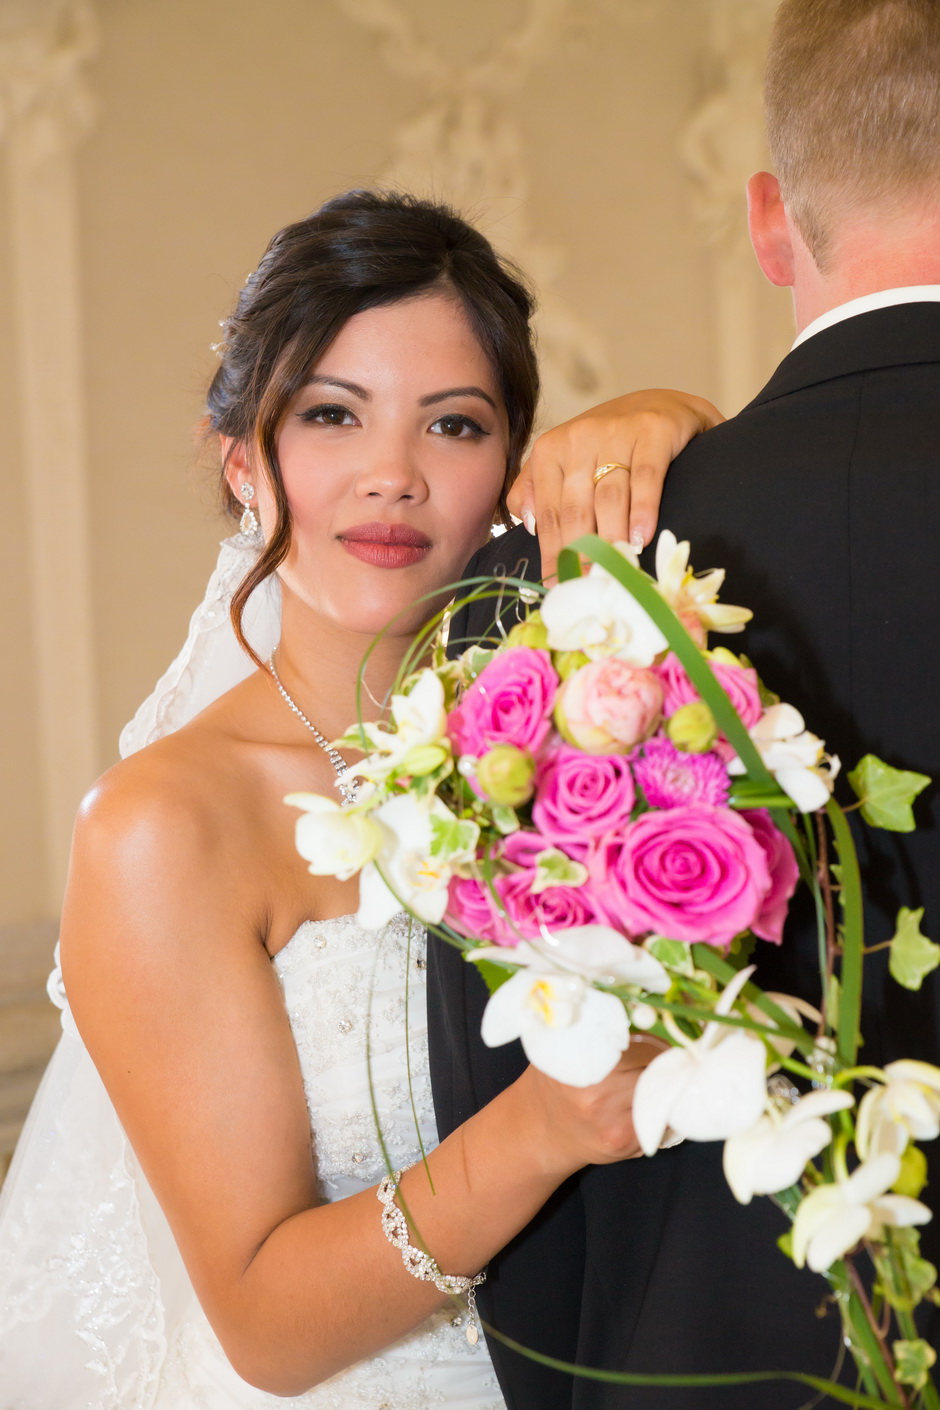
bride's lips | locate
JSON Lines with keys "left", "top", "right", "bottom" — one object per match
{"left": 338, "top": 522, "right": 432, "bottom": 569}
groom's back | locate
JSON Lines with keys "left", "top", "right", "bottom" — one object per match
{"left": 657, "top": 300, "right": 940, "bottom": 1068}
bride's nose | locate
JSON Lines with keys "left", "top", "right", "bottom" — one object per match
{"left": 354, "top": 443, "right": 430, "bottom": 504}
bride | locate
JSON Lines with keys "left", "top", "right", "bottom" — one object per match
{"left": 0, "top": 189, "right": 719, "bottom": 1407}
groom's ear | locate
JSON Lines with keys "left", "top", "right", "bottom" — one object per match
{"left": 747, "top": 172, "right": 796, "bottom": 288}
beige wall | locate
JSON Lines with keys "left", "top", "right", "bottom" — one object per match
{"left": 1, "top": 0, "right": 793, "bottom": 932}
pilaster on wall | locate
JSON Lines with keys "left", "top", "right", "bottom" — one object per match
{"left": 679, "top": 0, "right": 790, "bottom": 414}
{"left": 0, "top": 0, "right": 99, "bottom": 911}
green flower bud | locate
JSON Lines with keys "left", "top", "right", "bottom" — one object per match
{"left": 553, "top": 650, "right": 590, "bottom": 681}
{"left": 506, "top": 612, "right": 549, "bottom": 651}
{"left": 665, "top": 700, "right": 717, "bottom": 753}
{"left": 400, "top": 743, "right": 449, "bottom": 777}
{"left": 476, "top": 744, "right": 536, "bottom": 808}
{"left": 893, "top": 1144, "right": 928, "bottom": 1199}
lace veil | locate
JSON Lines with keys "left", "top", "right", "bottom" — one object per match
{"left": 0, "top": 534, "right": 281, "bottom": 1408}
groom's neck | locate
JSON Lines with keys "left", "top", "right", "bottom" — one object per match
{"left": 789, "top": 203, "right": 940, "bottom": 334}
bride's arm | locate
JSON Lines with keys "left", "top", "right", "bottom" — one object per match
{"left": 509, "top": 388, "right": 724, "bottom": 580}
{"left": 61, "top": 753, "right": 644, "bottom": 1398}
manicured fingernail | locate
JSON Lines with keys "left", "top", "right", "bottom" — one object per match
{"left": 630, "top": 528, "right": 645, "bottom": 554}
{"left": 523, "top": 510, "right": 537, "bottom": 536}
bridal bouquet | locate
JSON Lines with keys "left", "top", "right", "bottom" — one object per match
{"left": 288, "top": 532, "right": 939, "bottom": 1408}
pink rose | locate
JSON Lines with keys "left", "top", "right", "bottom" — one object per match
{"left": 495, "top": 870, "right": 604, "bottom": 943}
{"left": 446, "top": 877, "right": 503, "bottom": 943}
{"left": 657, "top": 653, "right": 762, "bottom": 728}
{"left": 555, "top": 657, "right": 663, "bottom": 755}
{"left": 739, "top": 810, "right": 799, "bottom": 945}
{"left": 448, "top": 647, "right": 558, "bottom": 759}
{"left": 598, "top": 804, "right": 771, "bottom": 948}
{"left": 532, "top": 744, "right": 635, "bottom": 856}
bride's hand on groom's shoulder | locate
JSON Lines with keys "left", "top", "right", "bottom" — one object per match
{"left": 508, "top": 388, "right": 724, "bottom": 582}
{"left": 515, "top": 1038, "right": 662, "bottom": 1176}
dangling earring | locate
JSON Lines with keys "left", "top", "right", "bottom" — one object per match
{"left": 239, "top": 483, "right": 262, "bottom": 543}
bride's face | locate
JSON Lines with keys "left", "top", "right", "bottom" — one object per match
{"left": 257, "top": 292, "right": 510, "bottom": 641}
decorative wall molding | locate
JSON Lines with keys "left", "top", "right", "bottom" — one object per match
{"left": 679, "top": 0, "right": 785, "bottom": 413}
{"left": 334, "top": 0, "right": 662, "bottom": 427}
{"left": 0, "top": 0, "right": 99, "bottom": 909}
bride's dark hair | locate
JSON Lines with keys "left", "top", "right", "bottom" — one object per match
{"left": 206, "top": 189, "right": 539, "bottom": 657}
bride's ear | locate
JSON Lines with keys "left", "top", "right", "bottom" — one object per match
{"left": 221, "top": 437, "right": 253, "bottom": 503}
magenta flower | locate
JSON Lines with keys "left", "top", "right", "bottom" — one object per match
{"left": 446, "top": 876, "right": 504, "bottom": 944}
{"left": 598, "top": 804, "right": 772, "bottom": 948}
{"left": 496, "top": 870, "right": 605, "bottom": 943}
{"left": 448, "top": 647, "right": 558, "bottom": 759}
{"left": 532, "top": 745, "right": 636, "bottom": 856}
{"left": 657, "top": 653, "right": 762, "bottom": 728}
{"left": 632, "top": 737, "right": 730, "bottom": 809}
{"left": 738, "top": 809, "right": 800, "bottom": 945}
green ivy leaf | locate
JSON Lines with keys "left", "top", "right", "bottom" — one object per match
{"left": 893, "top": 1339, "right": 937, "bottom": 1391}
{"left": 429, "top": 813, "right": 479, "bottom": 860}
{"left": 531, "top": 849, "right": 588, "bottom": 895}
{"left": 847, "top": 755, "right": 931, "bottom": 832}
{"left": 889, "top": 907, "right": 940, "bottom": 992}
{"left": 875, "top": 1228, "right": 938, "bottom": 1312}
{"left": 490, "top": 804, "right": 520, "bottom": 836}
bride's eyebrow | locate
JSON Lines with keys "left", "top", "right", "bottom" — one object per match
{"left": 304, "top": 374, "right": 370, "bottom": 400}
{"left": 419, "top": 386, "right": 498, "bottom": 410}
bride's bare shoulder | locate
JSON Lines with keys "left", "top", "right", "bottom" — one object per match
{"left": 74, "top": 682, "right": 262, "bottom": 871}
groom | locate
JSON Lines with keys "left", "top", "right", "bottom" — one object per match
{"left": 429, "top": 1, "right": 940, "bottom": 1406}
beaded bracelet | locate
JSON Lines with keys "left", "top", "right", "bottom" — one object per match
{"left": 377, "top": 1171, "right": 486, "bottom": 1345}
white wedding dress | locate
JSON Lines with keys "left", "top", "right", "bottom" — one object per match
{"left": 0, "top": 535, "right": 506, "bottom": 1410}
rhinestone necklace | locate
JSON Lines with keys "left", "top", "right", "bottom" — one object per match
{"left": 267, "top": 655, "right": 360, "bottom": 806}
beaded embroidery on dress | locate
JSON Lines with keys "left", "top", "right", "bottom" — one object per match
{"left": 0, "top": 913, "right": 505, "bottom": 1409}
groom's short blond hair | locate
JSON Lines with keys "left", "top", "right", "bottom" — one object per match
{"left": 765, "top": 0, "right": 940, "bottom": 263}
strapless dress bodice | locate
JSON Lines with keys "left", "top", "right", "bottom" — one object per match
{"left": 0, "top": 913, "right": 505, "bottom": 1410}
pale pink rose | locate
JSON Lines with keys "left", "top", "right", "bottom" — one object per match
{"left": 657, "top": 653, "right": 762, "bottom": 727}
{"left": 532, "top": 744, "right": 635, "bottom": 857}
{"left": 448, "top": 647, "right": 558, "bottom": 759}
{"left": 555, "top": 658, "right": 663, "bottom": 755}
{"left": 738, "top": 809, "right": 799, "bottom": 945}
{"left": 598, "top": 804, "right": 771, "bottom": 948}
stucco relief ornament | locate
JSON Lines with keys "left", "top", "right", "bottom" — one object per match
{"left": 0, "top": 0, "right": 98, "bottom": 164}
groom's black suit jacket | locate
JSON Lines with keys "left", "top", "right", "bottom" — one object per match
{"left": 430, "top": 303, "right": 940, "bottom": 1408}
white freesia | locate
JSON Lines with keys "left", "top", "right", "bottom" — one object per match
{"left": 356, "top": 795, "right": 478, "bottom": 931}
{"left": 350, "top": 669, "right": 448, "bottom": 782}
{"left": 285, "top": 792, "right": 383, "bottom": 880}
{"left": 723, "top": 1089, "right": 855, "bottom": 1205}
{"left": 654, "top": 530, "right": 751, "bottom": 635}
{"left": 856, "top": 1060, "right": 940, "bottom": 1159}
{"left": 632, "top": 966, "right": 769, "bottom": 1155}
{"left": 792, "top": 1152, "right": 932, "bottom": 1273}
{"left": 540, "top": 551, "right": 668, "bottom": 665}
{"left": 474, "top": 926, "right": 669, "bottom": 1087}
{"left": 728, "top": 702, "right": 840, "bottom": 812}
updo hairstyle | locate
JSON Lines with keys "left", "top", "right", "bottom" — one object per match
{"left": 206, "top": 189, "right": 540, "bottom": 655}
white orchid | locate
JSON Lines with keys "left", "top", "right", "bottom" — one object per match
{"left": 474, "top": 926, "right": 670, "bottom": 1087}
{"left": 285, "top": 792, "right": 384, "bottom": 880}
{"left": 723, "top": 1089, "right": 855, "bottom": 1205}
{"left": 728, "top": 702, "right": 840, "bottom": 812}
{"left": 792, "top": 1152, "right": 932, "bottom": 1273}
{"left": 632, "top": 967, "right": 769, "bottom": 1155}
{"left": 540, "top": 552, "right": 668, "bottom": 666}
{"left": 347, "top": 669, "right": 449, "bottom": 783}
{"left": 356, "top": 795, "right": 478, "bottom": 931}
{"left": 654, "top": 530, "right": 752, "bottom": 637}
{"left": 856, "top": 1061, "right": 940, "bottom": 1160}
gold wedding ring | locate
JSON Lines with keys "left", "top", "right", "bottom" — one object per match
{"left": 592, "top": 462, "right": 630, "bottom": 485}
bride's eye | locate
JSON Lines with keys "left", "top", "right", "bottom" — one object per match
{"left": 297, "top": 402, "right": 357, "bottom": 427}
{"left": 430, "top": 413, "right": 489, "bottom": 440}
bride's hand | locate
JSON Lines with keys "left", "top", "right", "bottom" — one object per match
{"left": 507, "top": 388, "right": 724, "bottom": 582}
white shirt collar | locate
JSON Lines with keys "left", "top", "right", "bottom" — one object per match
{"left": 792, "top": 285, "right": 940, "bottom": 350}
